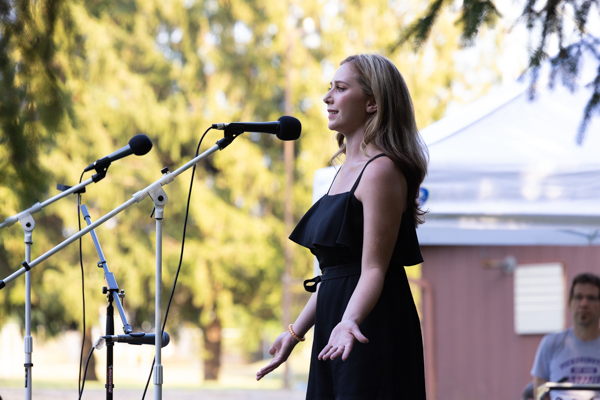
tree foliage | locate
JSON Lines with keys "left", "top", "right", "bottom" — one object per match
{"left": 1, "top": 0, "right": 505, "bottom": 383}
{"left": 0, "top": 0, "right": 74, "bottom": 207}
{"left": 396, "top": 0, "right": 600, "bottom": 144}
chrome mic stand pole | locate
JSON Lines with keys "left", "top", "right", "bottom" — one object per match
{"left": 22, "top": 215, "right": 34, "bottom": 400}
{"left": 1, "top": 134, "right": 241, "bottom": 400}
{"left": 0, "top": 178, "right": 96, "bottom": 400}
{"left": 149, "top": 187, "right": 168, "bottom": 400}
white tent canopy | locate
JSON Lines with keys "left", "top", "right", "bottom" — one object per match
{"left": 419, "top": 62, "right": 600, "bottom": 245}
{"left": 313, "top": 62, "right": 600, "bottom": 246}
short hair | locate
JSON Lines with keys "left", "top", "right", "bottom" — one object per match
{"left": 569, "top": 273, "right": 600, "bottom": 301}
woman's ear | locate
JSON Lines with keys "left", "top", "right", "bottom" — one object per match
{"left": 366, "top": 97, "right": 377, "bottom": 114}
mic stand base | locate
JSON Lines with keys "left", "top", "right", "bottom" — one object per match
{"left": 104, "top": 287, "right": 115, "bottom": 400}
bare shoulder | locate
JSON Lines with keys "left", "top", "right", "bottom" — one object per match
{"left": 361, "top": 156, "right": 407, "bottom": 190}
{"left": 355, "top": 156, "right": 407, "bottom": 202}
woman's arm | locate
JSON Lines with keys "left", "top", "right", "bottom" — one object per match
{"left": 318, "top": 157, "right": 406, "bottom": 361}
{"left": 256, "top": 287, "right": 318, "bottom": 380}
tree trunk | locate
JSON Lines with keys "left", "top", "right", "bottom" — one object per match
{"left": 203, "top": 317, "right": 222, "bottom": 381}
{"left": 82, "top": 326, "right": 98, "bottom": 381}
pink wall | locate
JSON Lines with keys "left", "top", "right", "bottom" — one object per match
{"left": 420, "top": 245, "right": 600, "bottom": 400}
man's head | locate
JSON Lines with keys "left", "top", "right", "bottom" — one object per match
{"left": 569, "top": 273, "right": 600, "bottom": 328}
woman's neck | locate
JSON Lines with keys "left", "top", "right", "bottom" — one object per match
{"left": 344, "top": 131, "right": 379, "bottom": 163}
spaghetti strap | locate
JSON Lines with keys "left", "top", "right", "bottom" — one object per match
{"left": 326, "top": 166, "right": 343, "bottom": 195}
{"left": 349, "top": 153, "right": 386, "bottom": 193}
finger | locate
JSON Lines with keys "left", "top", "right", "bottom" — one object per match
{"left": 341, "top": 342, "right": 353, "bottom": 361}
{"left": 262, "top": 356, "right": 282, "bottom": 372}
{"left": 257, "top": 368, "right": 270, "bottom": 380}
{"left": 321, "top": 346, "right": 338, "bottom": 360}
{"left": 323, "top": 346, "right": 337, "bottom": 360}
{"left": 257, "top": 366, "right": 273, "bottom": 380}
{"left": 258, "top": 363, "right": 275, "bottom": 375}
{"left": 256, "top": 361, "right": 280, "bottom": 380}
{"left": 329, "top": 346, "right": 343, "bottom": 360}
{"left": 318, "top": 345, "right": 332, "bottom": 360}
{"left": 269, "top": 345, "right": 276, "bottom": 355}
{"left": 257, "top": 368, "right": 272, "bottom": 381}
{"left": 351, "top": 326, "right": 369, "bottom": 343}
{"left": 318, "top": 348, "right": 329, "bottom": 360}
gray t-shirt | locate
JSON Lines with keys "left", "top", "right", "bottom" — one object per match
{"left": 531, "top": 327, "right": 600, "bottom": 384}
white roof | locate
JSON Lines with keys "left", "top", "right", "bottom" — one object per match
{"left": 418, "top": 61, "right": 600, "bottom": 245}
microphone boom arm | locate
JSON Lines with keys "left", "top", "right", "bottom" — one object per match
{"left": 0, "top": 177, "right": 96, "bottom": 230}
{"left": 0, "top": 129, "right": 245, "bottom": 400}
{"left": 0, "top": 142, "right": 222, "bottom": 288}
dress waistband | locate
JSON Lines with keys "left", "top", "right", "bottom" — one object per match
{"left": 303, "top": 262, "right": 361, "bottom": 293}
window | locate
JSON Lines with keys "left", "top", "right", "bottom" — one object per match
{"left": 514, "top": 263, "right": 565, "bottom": 335}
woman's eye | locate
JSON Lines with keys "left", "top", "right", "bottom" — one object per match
{"left": 337, "top": 86, "right": 345, "bottom": 91}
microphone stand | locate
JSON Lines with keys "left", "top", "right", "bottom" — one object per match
{"left": 0, "top": 167, "right": 110, "bottom": 400}
{"left": 80, "top": 205, "right": 133, "bottom": 400}
{"left": 0, "top": 132, "right": 242, "bottom": 400}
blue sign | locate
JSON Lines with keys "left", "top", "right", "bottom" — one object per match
{"left": 418, "top": 187, "right": 429, "bottom": 206}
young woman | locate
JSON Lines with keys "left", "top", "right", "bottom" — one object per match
{"left": 257, "top": 54, "right": 428, "bottom": 399}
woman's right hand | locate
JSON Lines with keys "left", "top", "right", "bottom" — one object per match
{"left": 256, "top": 331, "right": 299, "bottom": 381}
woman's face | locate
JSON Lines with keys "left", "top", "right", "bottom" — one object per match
{"left": 323, "top": 63, "right": 374, "bottom": 136}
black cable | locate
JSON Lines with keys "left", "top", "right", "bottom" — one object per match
{"left": 76, "top": 171, "right": 86, "bottom": 395}
{"left": 79, "top": 345, "right": 96, "bottom": 400}
{"left": 141, "top": 127, "right": 213, "bottom": 399}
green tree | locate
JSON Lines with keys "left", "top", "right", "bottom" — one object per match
{"left": 1, "top": 0, "right": 508, "bottom": 385}
{"left": 0, "top": 0, "right": 74, "bottom": 208}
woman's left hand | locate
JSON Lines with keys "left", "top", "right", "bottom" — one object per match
{"left": 318, "top": 320, "right": 369, "bottom": 361}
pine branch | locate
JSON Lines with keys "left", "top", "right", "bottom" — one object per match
{"left": 394, "top": 0, "right": 502, "bottom": 52}
{"left": 456, "top": 0, "right": 502, "bottom": 46}
{"left": 393, "top": 0, "right": 449, "bottom": 51}
{"left": 576, "top": 71, "right": 600, "bottom": 144}
{"left": 573, "top": 0, "right": 595, "bottom": 33}
{"left": 400, "top": 0, "right": 600, "bottom": 141}
{"left": 576, "top": 38, "right": 600, "bottom": 144}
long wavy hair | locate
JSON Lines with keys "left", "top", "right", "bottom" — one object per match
{"left": 332, "top": 54, "right": 428, "bottom": 225}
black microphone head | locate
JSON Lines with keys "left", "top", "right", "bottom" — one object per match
{"left": 277, "top": 116, "right": 301, "bottom": 141}
{"left": 129, "top": 134, "right": 153, "bottom": 156}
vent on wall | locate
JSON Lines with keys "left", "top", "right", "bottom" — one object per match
{"left": 514, "top": 263, "right": 565, "bottom": 335}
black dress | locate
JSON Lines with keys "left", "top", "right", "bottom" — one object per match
{"left": 289, "top": 154, "right": 426, "bottom": 400}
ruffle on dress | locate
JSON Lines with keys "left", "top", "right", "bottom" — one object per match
{"left": 290, "top": 192, "right": 423, "bottom": 267}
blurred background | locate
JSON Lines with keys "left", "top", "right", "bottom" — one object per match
{"left": 1, "top": 0, "right": 598, "bottom": 399}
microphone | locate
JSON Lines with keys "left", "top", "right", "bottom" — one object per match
{"left": 84, "top": 134, "right": 153, "bottom": 172}
{"left": 212, "top": 116, "right": 301, "bottom": 141}
{"left": 102, "top": 331, "right": 170, "bottom": 347}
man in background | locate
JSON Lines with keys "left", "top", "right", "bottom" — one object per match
{"left": 530, "top": 272, "right": 600, "bottom": 399}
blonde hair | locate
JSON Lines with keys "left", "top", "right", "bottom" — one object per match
{"left": 332, "top": 54, "right": 428, "bottom": 224}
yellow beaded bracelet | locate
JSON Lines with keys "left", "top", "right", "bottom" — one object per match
{"left": 288, "top": 324, "right": 305, "bottom": 342}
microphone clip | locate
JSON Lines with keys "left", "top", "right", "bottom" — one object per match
{"left": 216, "top": 126, "right": 244, "bottom": 150}
{"left": 89, "top": 157, "right": 111, "bottom": 183}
